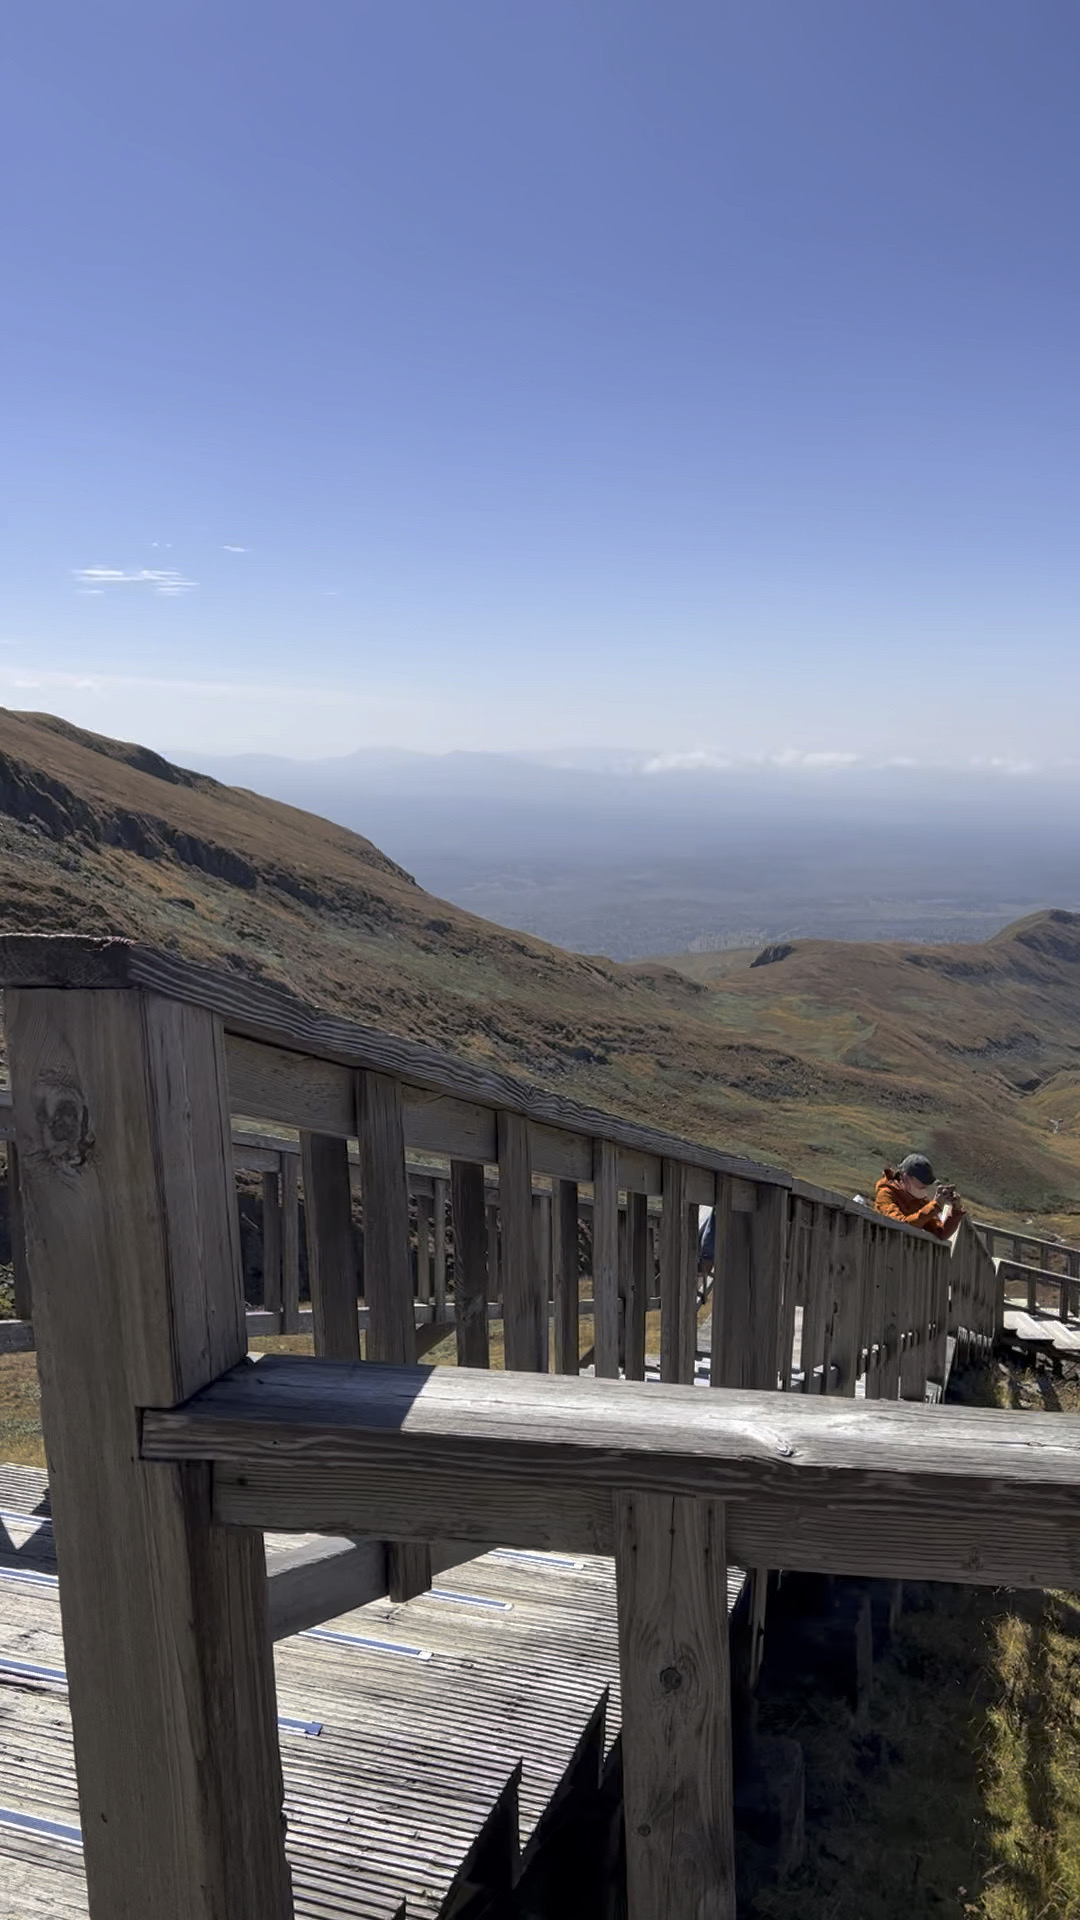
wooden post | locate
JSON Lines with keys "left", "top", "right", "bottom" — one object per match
{"left": 552, "top": 1178, "right": 580, "bottom": 1375}
{"left": 261, "top": 1166, "right": 282, "bottom": 1326}
{"left": 659, "top": 1159, "right": 692, "bottom": 1383}
{"left": 615, "top": 1491, "right": 735, "bottom": 1920}
{"left": 452, "top": 1159, "right": 489, "bottom": 1368}
{"left": 6, "top": 986, "right": 292, "bottom": 1920}
{"left": 710, "top": 1181, "right": 787, "bottom": 1392}
{"left": 280, "top": 1149, "right": 301, "bottom": 1335}
{"left": 358, "top": 1070, "right": 430, "bottom": 1600}
{"left": 593, "top": 1138, "right": 620, "bottom": 1378}
{"left": 300, "top": 1132, "right": 361, "bottom": 1362}
{"left": 624, "top": 1190, "right": 649, "bottom": 1382}
{"left": 8, "top": 1139, "right": 31, "bottom": 1321}
{"left": 499, "top": 1112, "right": 546, "bottom": 1372}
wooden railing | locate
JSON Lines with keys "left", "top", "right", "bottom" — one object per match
{"left": 0, "top": 934, "right": 1029, "bottom": 1920}
{"left": 975, "top": 1219, "right": 1080, "bottom": 1276}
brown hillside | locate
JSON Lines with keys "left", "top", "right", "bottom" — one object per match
{"left": 3, "top": 707, "right": 1080, "bottom": 1216}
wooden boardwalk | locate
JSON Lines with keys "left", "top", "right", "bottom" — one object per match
{"left": 0, "top": 1465, "right": 624, "bottom": 1920}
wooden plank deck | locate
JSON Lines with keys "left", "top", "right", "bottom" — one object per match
{"left": 1002, "top": 1307, "right": 1080, "bottom": 1355}
{"left": 0, "top": 1466, "right": 623, "bottom": 1920}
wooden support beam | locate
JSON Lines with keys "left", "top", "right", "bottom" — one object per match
{"left": 300, "top": 1131, "right": 360, "bottom": 1363}
{"left": 592, "top": 1139, "right": 620, "bottom": 1378}
{"left": 552, "top": 1178, "right": 580, "bottom": 1375}
{"left": 266, "top": 1535, "right": 387, "bottom": 1641}
{"left": 357, "top": 1070, "right": 430, "bottom": 1600}
{"left": 499, "top": 1111, "right": 546, "bottom": 1372}
{"left": 452, "top": 1159, "right": 490, "bottom": 1368}
{"left": 615, "top": 1491, "right": 735, "bottom": 1920}
{"left": 10, "top": 986, "right": 291, "bottom": 1920}
{"left": 624, "top": 1190, "right": 649, "bottom": 1383}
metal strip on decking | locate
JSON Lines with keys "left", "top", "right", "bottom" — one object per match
{"left": 0, "top": 1465, "right": 640, "bottom": 1920}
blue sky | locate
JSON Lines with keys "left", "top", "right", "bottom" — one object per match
{"left": 4, "top": 1, "right": 1079, "bottom": 762}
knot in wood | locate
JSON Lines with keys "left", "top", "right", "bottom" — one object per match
{"left": 659, "top": 1665, "right": 682, "bottom": 1694}
{"left": 34, "top": 1079, "right": 94, "bottom": 1171}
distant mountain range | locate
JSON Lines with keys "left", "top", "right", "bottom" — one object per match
{"left": 3, "top": 706, "right": 1080, "bottom": 1218}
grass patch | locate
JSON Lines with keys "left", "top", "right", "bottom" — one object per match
{"left": 0, "top": 1352, "right": 44, "bottom": 1467}
{"left": 752, "top": 1361, "right": 1080, "bottom": 1920}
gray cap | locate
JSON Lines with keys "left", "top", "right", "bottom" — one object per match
{"left": 898, "top": 1153, "right": 936, "bottom": 1185}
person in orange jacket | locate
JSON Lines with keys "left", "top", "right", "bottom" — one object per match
{"left": 875, "top": 1153, "right": 965, "bottom": 1240}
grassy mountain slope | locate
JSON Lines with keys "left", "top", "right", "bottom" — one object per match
{"left": 3, "top": 706, "right": 1080, "bottom": 1217}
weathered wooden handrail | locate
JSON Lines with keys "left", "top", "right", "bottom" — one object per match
{"left": 143, "top": 1352, "right": 1080, "bottom": 1588}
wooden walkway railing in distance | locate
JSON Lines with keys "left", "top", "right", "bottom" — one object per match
{"left": 0, "top": 934, "right": 1010, "bottom": 1920}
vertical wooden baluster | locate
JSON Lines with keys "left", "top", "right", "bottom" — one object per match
{"left": 827, "top": 1212, "right": 864, "bottom": 1397}
{"left": 593, "top": 1138, "right": 620, "bottom": 1378}
{"left": 498, "top": 1112, "right": 545, "bottom": 1372}
{"left": 280, "top": 1150, "right": 300, "bottom": 1335}
{"left": 708, "top": 1177, "right": 734, "bottom": 1389}
{"left": 358, "top": 1070, "right": 430, "bottom": 1599}
{"left": 8, "top": 1140, "right": 31, "bottom": 1321}
{"left": 863, "top": 1225, "right": 887, "bottom": 1399}
{"left": 552, "top": 1177, "right": 580, "bottom": 1375}
{"left": 300, "top": 1132, "right": 361, "bottom": 1363}
{"left": 681, "top": 1193, "right": 699, "bottom": 1382}
{"left": 880, "top": 1234, "right": 903, "bottom": 1400}
{"left": 452, "top": 1159, "right": 490, "bottom": 1368}
{"left": 532, "top": 1187, "right": 553, "bottom": 1369}
{"left": 618, "top": 1199, "right": 629, "bottom": 1371}
{"left": 659, "top": 1159, "right": 690, "bottom": 1384}
{"left": 7, "top": 987, "right": 292, "bottom": 1920}
{"left": 414, "top": 1191, "right": 433, "bottom": 1304}
{"left": 776, "top": 1194, "right": 802, "bottom": 1392}
{"left": 487, "top": 1201, "right": 502, "bottom": 1321}
{"left": 615, "top": 1491, "right": 735, "bottom": 1920}
{"left": 798, "top": 1201, "right": 826, "bottom": 1393}
{"left": 624, "top": 1190, "right": 649, "bottom": 1382}
{"left": 433, "top": 1176, "right": 448, "bottom": 1319}
{"left": 261, "top": 1165, "right": 282, "bottom": 1328}
{"left": 711, "top": 1181, "right": 787, "bottom": 1391}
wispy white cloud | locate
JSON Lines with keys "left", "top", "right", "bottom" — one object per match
{"left": 72, "top": 567, "right": 197, "bottom": 596}
{"left": 222, "top": 544, "right": 250, "bottom": 554}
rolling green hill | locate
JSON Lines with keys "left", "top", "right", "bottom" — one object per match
{"left": 3, "top": 706, "right": 1080, "bottom": 1220}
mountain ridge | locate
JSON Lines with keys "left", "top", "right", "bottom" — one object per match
{"left": 3, "top": 706, "right": 1080, "bottom": 1217}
